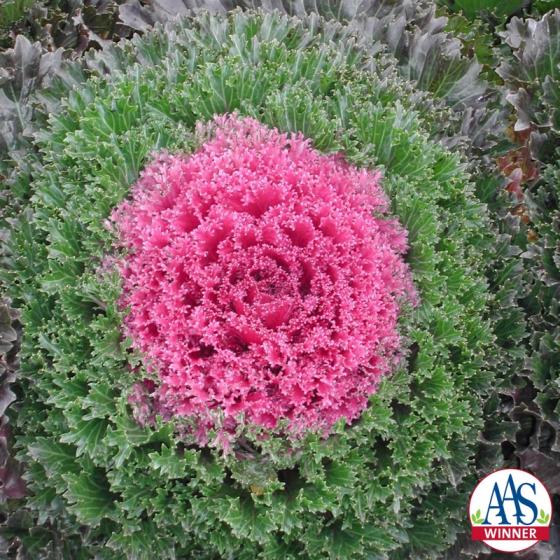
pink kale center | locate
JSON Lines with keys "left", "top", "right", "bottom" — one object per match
{"left": 112, "top": 115, "right": 416, "bottom": 437}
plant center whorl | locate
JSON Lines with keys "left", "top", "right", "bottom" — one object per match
{"left": 112, "top": 115, "right": 417, "bottom": 438}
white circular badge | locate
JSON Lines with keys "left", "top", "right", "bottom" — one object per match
{"left": 469, "top": 468, "right": 552, "bottom": 553}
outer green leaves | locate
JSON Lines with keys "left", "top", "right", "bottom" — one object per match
{"left": 120, "top": 0, "right": 490, "bottom": 111}
{"left": 64, "top": 469, "right": 115, "bottom": 526}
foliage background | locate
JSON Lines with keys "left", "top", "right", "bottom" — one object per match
{"left": 0, "top": 0, "right": 559, "bottom": 558}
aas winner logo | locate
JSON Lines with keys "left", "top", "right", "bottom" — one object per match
{"left": 469, "top": 468, "right": 553, "bottom": 553}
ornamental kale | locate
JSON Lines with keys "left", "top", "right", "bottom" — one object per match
{"left": 112, "top": 115, "right": 415, "bottom": 439}
{"left": 1, "top": 2, "right": 557, "bottom": 559}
